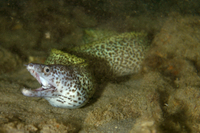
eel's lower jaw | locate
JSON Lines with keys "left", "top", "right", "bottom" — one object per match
{"left": 22, "top": 86, "right": 56, "bottom": 97}
{"left": 22, "top": 88, "right": 36, "bottom": 97}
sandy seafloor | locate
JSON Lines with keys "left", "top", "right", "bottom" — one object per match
{"left": 1, "top": 0, "right": 200, "bottom": 133}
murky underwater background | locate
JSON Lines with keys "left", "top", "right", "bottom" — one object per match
{"left": 1, "top": 0, "right": 200, "bottom": 132}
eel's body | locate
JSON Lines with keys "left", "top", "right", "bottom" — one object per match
{"left": 22, "top": 32, "right": 148, "bottom": 108}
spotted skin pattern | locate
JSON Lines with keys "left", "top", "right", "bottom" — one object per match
{"left": 22, "top": 63, "right": 95, "bottom": 109}
{"left": 22, "top": 32, "right": 148, "bottom": 108}
{"left": 71, "top": 32, "right": 148, "bottom": 76}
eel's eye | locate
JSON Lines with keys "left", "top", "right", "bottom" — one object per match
{"left": 44, "top": 66, "right": 50, "bottom": 74}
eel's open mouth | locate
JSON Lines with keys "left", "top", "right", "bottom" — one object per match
{"left": 28, "top": 69, "right": 53, "bottom": 91}
{"left": 22, "top": 64, "right": 56, "bottom": 97}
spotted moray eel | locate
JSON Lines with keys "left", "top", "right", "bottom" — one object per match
{"left": 22, "top": 32, "right": 148, "bottom": 109}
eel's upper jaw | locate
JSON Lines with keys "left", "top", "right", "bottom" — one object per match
{"left": 26, "top": 65, "right": 42, "bottom": 85}
{"left": 27, "top": 64, "right": 54, "bottom": 88}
